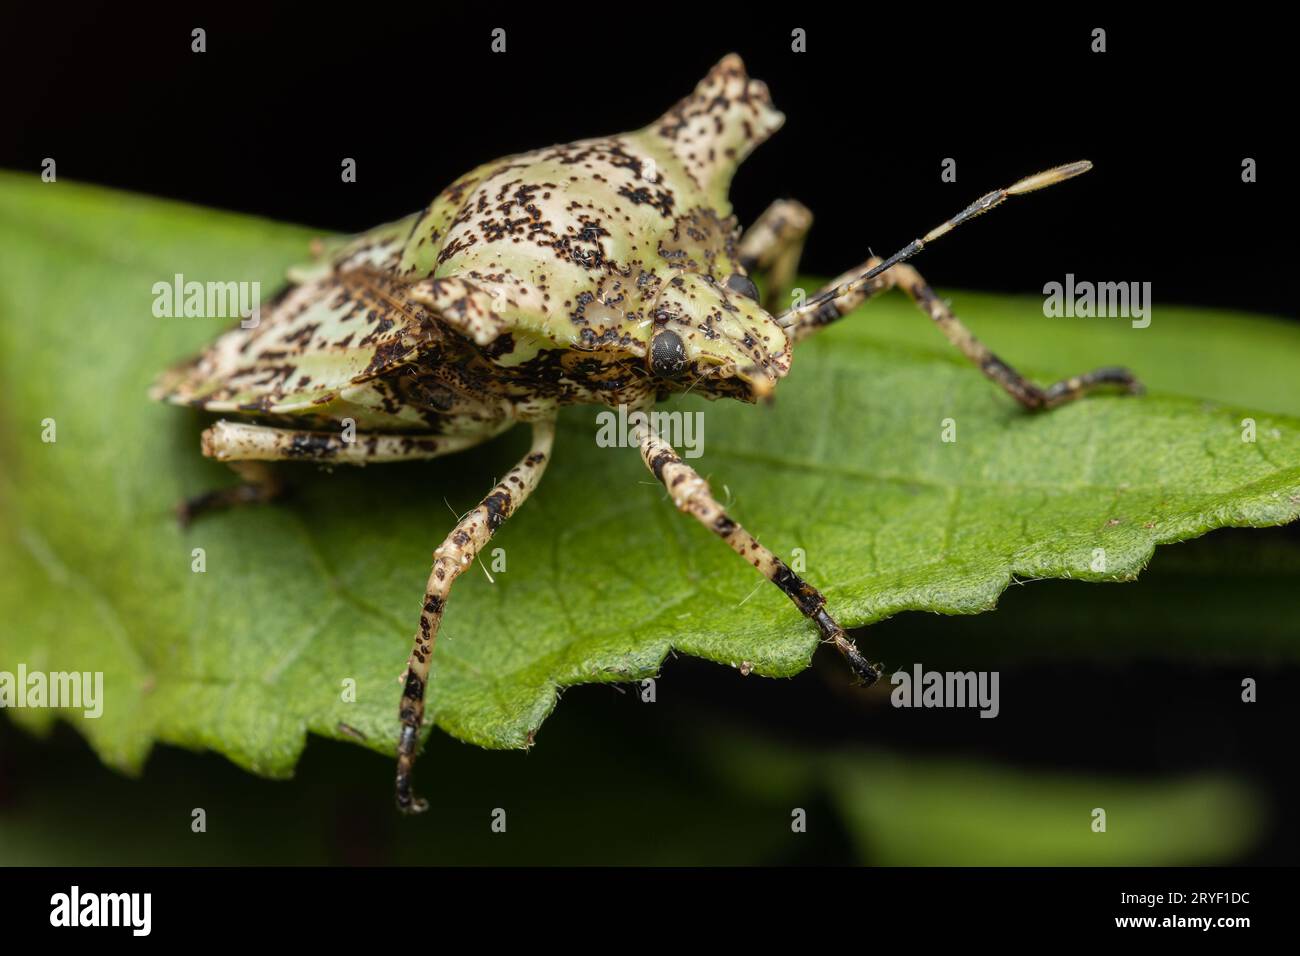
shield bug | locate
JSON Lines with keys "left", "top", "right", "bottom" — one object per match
{"left": 153, "top": 54, "right": 1142, "bottom": 813}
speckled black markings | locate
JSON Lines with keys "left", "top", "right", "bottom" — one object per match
{"left": 154, "top": 54, "right": 1138, "bottom": 814}
{"left": 887, "top": 262, "right": 1143, "bottom": 410}
{"left": 393, "top": 420, "right": 554, "bottom": 813}
{"left": 287, "top": 432, "right": 340, "bottom": 460}
{"left": 482, "top": 489, "right": 513, "bottom": 531}
{"left": 635, "top": 427, "right": 882, "bottom": 685}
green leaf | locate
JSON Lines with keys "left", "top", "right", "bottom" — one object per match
{"left": 1, "top": 712, "right": 1259, "bottom": 865}
{"left": 867, "top": 525, "right": 1300, "bottom": 668}
{"left": 2, "top": 172, "right": 1298, "bottom": 777}
{"left": 693, "top": 730, "right": 1266, "bottom": 866}
{"left": 0, "top": 704, "right": 814, "bottom": 866}
{"left": 823, "top": 753, "right": 1262, "bottom": 866}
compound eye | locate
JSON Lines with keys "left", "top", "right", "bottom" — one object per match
{"left": 648, "top": 328, "right": 688, "bottom": 378}
{"left": 725, "top": 272, "right": 760, "bottom": 301}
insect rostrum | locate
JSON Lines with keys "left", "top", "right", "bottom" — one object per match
{"left": 152, "top": 54, "right": 1142, "bottom": 813}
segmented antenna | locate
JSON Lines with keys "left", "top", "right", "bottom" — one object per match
{"left": 775, "top": 161, "right": 1093, "bottom": 331}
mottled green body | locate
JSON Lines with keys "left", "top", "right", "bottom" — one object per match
{"left": 153, "top": 54, "right": 1137, "bottom": 813}
{"left": 154, "top": 55, "right": 789, "bottom": 444}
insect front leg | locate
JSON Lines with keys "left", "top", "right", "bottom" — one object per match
{"left": 887, "top": 263, "right": 1143, "bottom": 409}
{"left": 396, "top": 418, "right": 556, "bottom": 814}
{"left": 774, "top": 161, "right": 1143, "bottom": 410}
{"left": 736, "top": 199, "right": 813, "bottom": 309}
{"left": 787, "top": 259, "right": 1143, "bottom": 410}
{"left": 633, "top": 423, "right": 880, "bottom": 685}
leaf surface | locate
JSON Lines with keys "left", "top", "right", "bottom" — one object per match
{"left": 1, "top": 173, "right": 1297, "bottom": 774}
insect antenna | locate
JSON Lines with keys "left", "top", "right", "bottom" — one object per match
{"left": 775, "top": 160, "right": 1092, "bottom": 332}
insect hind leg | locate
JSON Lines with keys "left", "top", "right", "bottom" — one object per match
{"left": 177, "top": 461, "right": 285, "bottom": 527}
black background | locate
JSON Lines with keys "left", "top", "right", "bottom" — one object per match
{"left": 2, "top": 8, "right": 1292, "bottom": 314}
{"left": 1, "top": 7, "right": 1296, "bottom": 870}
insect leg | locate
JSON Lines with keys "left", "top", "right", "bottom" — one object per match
{"left": 886, "top": 263, "right": 1143, "bottom": 410}
{"left": 785, "top": 259, "right": 1142, "bottom": 411}
{"left": 782, "top": 256, "right": 893, "bottom": 343}
{"left": 199, "top": 420, "right": 488, "bottom": 464}
{"left": 775, "top": 161, "right": 1094, "bottom": 334}
{"left": 177, "top": 461, "right": 284, "bottom": 527}
{"left": 737, "top": 199, "right": 813, "bottom": 309}
{"left": 396, "top": 418, "right": 556, "bottom": 814}
{"left": 633, "top": 422, "right": 880, "bottom": 685}
{"left": 178, "top": 421, "right": 490, "bottom": 524}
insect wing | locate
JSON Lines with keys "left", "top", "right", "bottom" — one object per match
{"left": 152, "top": 268, "right": 435, "bottom": 414}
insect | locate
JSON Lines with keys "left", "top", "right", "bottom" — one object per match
{"left": 153, "top": 54, "right": 1142, "bottom": 813}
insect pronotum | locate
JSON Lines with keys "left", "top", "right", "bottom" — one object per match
{"left": 153, "top": 54, "right": 1142, "bottom": 812}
